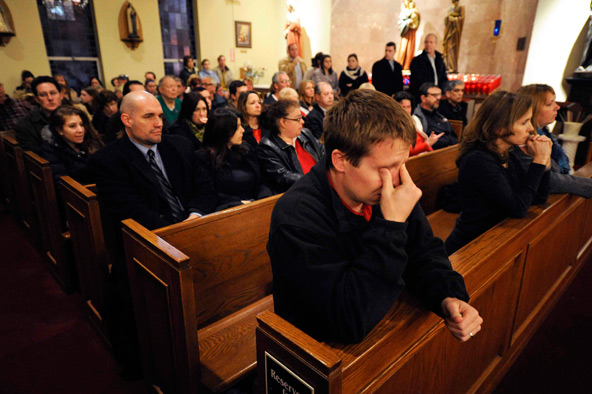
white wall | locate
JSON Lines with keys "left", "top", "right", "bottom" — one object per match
{"left": 523, "top": 0, "right": 591, "bottom": 101}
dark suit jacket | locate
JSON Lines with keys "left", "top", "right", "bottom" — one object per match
{"left": 88, "top": 134, "right": 237, "bottom": 231}
{"left": 371, "top": 58, "right": 404, "bottom": 97}
{"left": 409, "top": 51, "right": 448, "bottom": 98}
{"left": 14, "top": 106, "right": 48, "bottom": 153}
{"left": 304, "top": 103, "right": 325, "bottom": 140}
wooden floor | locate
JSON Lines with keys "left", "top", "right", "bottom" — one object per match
{"left": 0, "top": 202, "right": 591, "bottom": 393}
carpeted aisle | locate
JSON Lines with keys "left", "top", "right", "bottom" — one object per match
{"left": 0, "top": 206, "right": 144, "bottom": 394}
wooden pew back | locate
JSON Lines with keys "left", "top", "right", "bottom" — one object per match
{"left": 24, "top": 151, "right": 75, "bottom": 292}
{"left": 154, "top": 197, "right": 276, "bottom": 328}
{"left": 407, "top": 144, "right": 459, "bottom": 215}
{"left": 60, "top": 176, "right": 110, "bottom": 343}
{"left": 449, "top": 119, "right": 463, "bottom": 140}
{"left": 122, "top": 195, "right": 280, "bottom": 393}
{"left": 3, "top": 135, "right": 40, "bottom": 245}
{"left": 0, "top": 130, "right": 15, "bottom": 206}
{"left": 255, "top": 163, "right": 592, "bottom": 394}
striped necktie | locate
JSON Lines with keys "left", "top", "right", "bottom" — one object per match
{"left": 146, "top": 149, "right": 185, "bottom": 222}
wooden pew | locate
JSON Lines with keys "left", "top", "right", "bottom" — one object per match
{"left": 60, "top": 176, "right": 110, "bottom": 344}
{"left": 2, "top": 135, "right": 41, "bottom": 247}
{"left": 121, "top": 196, "right": 278, "bottom": 394}
{"left": 255, "top": 163, "right": 592, "bottom": 394}
{"left": 449, "top": 119, "right": 463, "bottom": 140}
{"left": 24, "top": 151, "right": 76, "bottom": 292}
{"left": 0, "top": 130, "right": 15, "bottom": 206}
{"left": 119, "top": 145, "right": 462, "bottom": 393}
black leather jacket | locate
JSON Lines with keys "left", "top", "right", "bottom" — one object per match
{"left": 257, "top": 128, "right": 325, "bottom": 194}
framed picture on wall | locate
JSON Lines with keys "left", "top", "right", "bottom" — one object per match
{"left": 235, "top": 21, "right": 252, "bottom": 48}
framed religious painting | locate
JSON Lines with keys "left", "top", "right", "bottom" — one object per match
{"left": 235, "top": 21, "right": 251, "bottom": 48}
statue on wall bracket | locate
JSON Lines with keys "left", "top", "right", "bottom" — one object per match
{"left": 442, "top": 0, "right": 465, "bottom": 73}
{"left": 576, "top": 1, "right": 592, "bottom": 73}
{"left": 118, "top": 1, "right": 143, "bottom": 50}
{"left": 396, "top": 0, "right": 420, "bottom": 71}
{"left": 0, "top": 0, "right": 16, "bottom": 47}
{"left": 284, "top": 0, "right": 302, "bottom": 57}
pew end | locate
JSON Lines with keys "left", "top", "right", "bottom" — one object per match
{"left": 60, "top": 175, "right": 111, "bottom": 345}
{"left": 24, "top": 150, "right": 76, "bottom": 292}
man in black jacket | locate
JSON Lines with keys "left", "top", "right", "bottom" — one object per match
{"left": 268, "top": 89, "right": 482, "bottom": 343}
{"left": 88, "top": 90, "right": 238, "bottom": 231}
{"left": 14, "top": 76, "right": 63, "bottom": 153}
{"left": 413, "top": 83, "right": 458, "bottom": 150}
{"left": 409, "top": 34, "right": 448, "bottom": 98}
{"left": 371, "top": 42, "right": 404, "bottom": 97}
{"left": 304, "top": 81, "right": 334, "bottom": 139}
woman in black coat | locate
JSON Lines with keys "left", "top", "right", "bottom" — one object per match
{"left": 40, "top": 105, "right": 104, "bottom": 185}
{"left": 197, "top": 108, "right": 272, "bottom": 203}
{"left": 257, "top": 99, "right": 324, "bottom": 194}
{"left": 237, "top": 90, "right": 269, "bottom": 150}
{"left": 168, "top": 92, "right": 208, "bottom": 150}
{"left": 338, "top": 54, "right": 369, "bottom": 97}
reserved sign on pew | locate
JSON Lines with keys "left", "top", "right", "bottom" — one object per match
{"left": 265, "top": 352, "right": 315, "bottom": 394}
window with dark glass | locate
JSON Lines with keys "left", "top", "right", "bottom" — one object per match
{"left": 36, "top": 0, "right": 101, "bottom": 94}
{"left": 158, "top": 0, "right": 197, "bottom": 77}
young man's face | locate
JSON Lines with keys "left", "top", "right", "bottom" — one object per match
{"left": 340, "top": 138, "right": 410, "bottom": 206}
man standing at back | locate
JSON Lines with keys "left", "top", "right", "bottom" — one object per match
{"left": 371, "top": 42, "right": 404, "bottom": 97}
{"left": 279, "top": 43, "right": 307, "bottom": 89}
{"left": 14, "top": 76, "right": 63, "bottom": 153}
{"left": 214, "top": 55, "right": 234, "bottom": 89}
{"left": 268, "top": 89, "right": 482, "bottom": 343}
{"left": 409, "top": 33, "right": 448, "bottom": 98}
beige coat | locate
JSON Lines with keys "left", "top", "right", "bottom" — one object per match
{"left": 278, "top": 56, "right": 307, "bottom": 89}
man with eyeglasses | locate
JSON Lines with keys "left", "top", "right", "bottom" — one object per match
{"left": 202, "top": 76, "right": 227, "bottom": 110}
{"left": 413, "top": 82, "right": 457, "bottom": 150}
{"left": 439, "top": 80, "right": 468, "bottom": 127}
{"left": 14, "top": 76, "right": 64, "bottom": 153}
{"left": 304, "top": 82, "right": 334, "bottom": 139}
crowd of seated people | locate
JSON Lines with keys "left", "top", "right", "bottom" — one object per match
{"left": 4, "top": 37, "right": 592, "bottom": 381}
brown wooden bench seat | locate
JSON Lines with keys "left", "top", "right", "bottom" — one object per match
{"left": 0, "top": 130, "right": 15, "bottom": 206}
{"left": 120, "top": 144, "right": 462, "bottom": 394}
{"left": 255, "top": 162, "right": 592, "bottom": 394}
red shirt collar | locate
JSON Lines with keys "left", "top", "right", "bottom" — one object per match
{"left": 327, "top": 171, "right": 373, "bottom": 221}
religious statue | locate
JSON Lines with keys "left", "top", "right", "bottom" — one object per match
{"left": 0, "top": 2, "right": 14, "bottom": 34}
{"left": 577, "top": 1, "right": 592, "bottom": 71}
{"left": 442, "top": 0, "right": 465, "bottom": 73}
{"left": 284, "top": 0, "right": 302, "bottom": 58}
{"left": 396, "top": 0, "right": 420, "bottom": 70}
{"left": 126, "top": 3, "right": 139, "bottom": 39}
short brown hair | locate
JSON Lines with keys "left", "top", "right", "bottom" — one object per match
{"left": 324, "top": 89, "right": 416, "bottom": 168}
{"left": 458, "top": 91, "right": 533, "bottom": 163}
{"left": 516, "top": 84, "right": 555, "bottom": 129}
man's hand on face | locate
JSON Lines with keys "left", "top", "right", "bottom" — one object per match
{"left": 379, "top": 163, "right": 422, "bottom": 223}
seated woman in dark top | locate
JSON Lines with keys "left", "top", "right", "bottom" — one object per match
{"left": 257, "top": 99, "right": 324, "bottom": 194}
{"left": 445, "top": 91, "right": 552, "bottom": 255}
{"left": 92, "top": 90, "right": 119, "bottom": 137}
{"left": 237, "top": 90, "right": 268, "bottom": 149}
{"left": 197, "top": 108, "right": 272, "bottom": 203}
{"left": 40, "top": 105, "right": 104, "bottom": 184}
{"left": 168, "top": 92, "right": 208, "bottom": 151}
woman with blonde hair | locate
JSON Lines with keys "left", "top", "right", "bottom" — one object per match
{"left": 297, "top": 80, "right": 315, "bottom": 114}
{"left": 445, "top": 91, "right": 552, "bottom": 255}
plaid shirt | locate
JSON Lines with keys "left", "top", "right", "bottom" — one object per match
{"left": 0, "top": 96, "right": 33, "bottom": 131}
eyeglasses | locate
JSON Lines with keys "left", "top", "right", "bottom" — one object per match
{"left": 428, "top": 93, "right": 442, "bottom": 98}
{"left": 284, "top": 116, "right": 303, "bottom": 122}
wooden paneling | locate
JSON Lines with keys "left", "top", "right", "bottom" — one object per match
{"left": 407, "top": 144, "right": 459, "bottom": 215}
{"left": 60, "top": 176, "right": 110, "bottom": 343}
{"left": 24, "top": 151, "right": 75, "bottom": 291}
